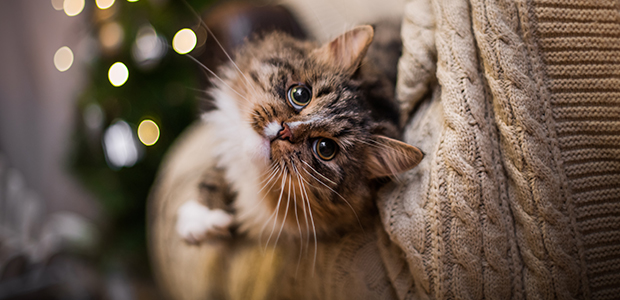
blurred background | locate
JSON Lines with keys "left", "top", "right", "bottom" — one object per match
{"left": 0, "top": 0, "right": 404, "bottom": 298}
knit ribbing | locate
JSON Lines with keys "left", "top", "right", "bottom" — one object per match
{"left": 471, "top": 0, "right": 585, "bottom": 299}
{"left": 531, "top": 0, "right": 620, "bottom": 298}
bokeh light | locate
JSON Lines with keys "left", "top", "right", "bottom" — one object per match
{"left": 127, "top": 0, "right": 139, "bottom": 2}
{"left": 137, "top": 120, "right": 160, "bottom": 146}
{"left": 172, "top": 28, "right": 197, "bottom": 55}
{"left": 94, "top": 3, "right": 117, "bottom": 22}
{"left": 96, "top": 0, "right": 114, "bottom": 10}
{"left": 63, "top": 0, "right": 85, "bottom": 17}
{"left": 103, "top": 120, "right": 142, "bottom": 169}
{"left": 51, "top": 0, "right": 64, "bottom": 11}
{"left": 132, "top": 25, "right": 166, "bottom": 68}
{"left": 99, "top": 22, "right": 124, "bottom": 51}
{"left": 108, "top": 62, "right": 129, "bottom": 87}
{"left": 54, "top": 46, "right": 74, "bottom": 72}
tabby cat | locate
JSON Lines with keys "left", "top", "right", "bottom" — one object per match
{"left": 175, "top": 24, "right": 422, "bottom": 246}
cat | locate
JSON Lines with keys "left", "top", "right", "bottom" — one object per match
{"left": 174, "top": 23, "right": 423, "bottom": 246}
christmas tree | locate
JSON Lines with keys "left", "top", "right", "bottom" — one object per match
{"left": 69, "top": 0, "right": 214, "bottom": 274}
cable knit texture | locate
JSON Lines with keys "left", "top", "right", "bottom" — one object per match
{"left": 380, "top": 0, "right": 620, "bottom": 299}
{"left": 150, "top": 0, "right": 620, "bottom": 299}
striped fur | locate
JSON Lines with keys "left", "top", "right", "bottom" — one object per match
{"left": 202, "top": 25, "right": 422, "bottom": 241}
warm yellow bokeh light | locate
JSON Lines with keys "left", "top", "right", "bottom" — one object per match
{"left": 108, "top": 62, "right": 129, "bottom": 87}
{"left": 137, "top": 120, "right": 160, "bottom": 146}
{"left": 96, "top": 0, "right": 114, "bottom": 9}
{"left": 54, "top": 46, "right": 74, "bottom": 72}
{"left": 63, "top": 0, "right": 85, "bottom": 16}
{"left": 51, "top": 0, "right": 64, "bottom": 11}
{"left": 127, "top": 0, "right": 139, "bottom": 2}
{"left": 172, "top": 28, "right": 197, "bottom": 55}
{"left": 99, "top": 22, "right": 124, "bottom": 50}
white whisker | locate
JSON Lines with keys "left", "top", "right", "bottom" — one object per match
{"left": 358, "top": 138, "right": 387, "bottom": 149}
{"left": 185, "top": 54, "right": 250, "bottom": 103}
{"left": 301, "top": 160, "right": 336, "bottom": 186}
{"left": 297, "top": 167, "right": 317, "bottom": 275}
{"left": 274, "top": 172, "right": 292, "bottom": 248}
{"left": 293, "top": 164, "right": 310, "bottom": 257}
{"left": 256, "top": 166, "right": 284, "bottom": 247}
{"left": 264, "top": 168, "right": 287, "bottom": 250}
{"left": 300, "top": 161, "right": 364, "bottom": 232}
{"left": 180, "top": 0, "right": 258, "bottom": 94}
{"left": 292, "top": 170, "right": 304, "bottom": 277}
{"left": 257, "top": 163, "right": 279, "bottom": 187}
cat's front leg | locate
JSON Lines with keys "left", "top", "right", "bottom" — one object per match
{"left": 175, "top": 167, "right": 235, "bottom": 244}
{"left": 176, "top": 200, "right": 233, "bottom": 243}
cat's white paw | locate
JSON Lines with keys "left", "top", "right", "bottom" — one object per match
{"left": 176, "top": 200, "right": 233, "bottom": 244}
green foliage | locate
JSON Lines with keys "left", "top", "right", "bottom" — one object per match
{"left": 70, "top": 0, "right": 214, "bottom": 274}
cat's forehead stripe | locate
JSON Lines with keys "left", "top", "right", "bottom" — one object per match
{"left": 287, "top": 116, "right": 322, "bottom": 130}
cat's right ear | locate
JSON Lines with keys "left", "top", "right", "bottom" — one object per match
{"left": 313, "top": 25, "right": 374, "bottom": 75}
{"left": 365, "top": 136, "right": 424, "bottom": 179}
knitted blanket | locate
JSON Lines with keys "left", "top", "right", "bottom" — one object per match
{"left": 149, "top": 0, "right": 620, "bottom": 299}
{"left": 385, "top": 0, "right": 620, "bottom": 299}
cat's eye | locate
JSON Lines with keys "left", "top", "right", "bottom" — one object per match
{"left": 287, "top": 84, "right": 311, "bottom": 110}
{"left": 313, "top": 138, "right": 338, "bottom": 161}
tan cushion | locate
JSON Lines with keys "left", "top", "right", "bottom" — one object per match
{"left": 385, "top": 0, "right": 620, "bottom": 299}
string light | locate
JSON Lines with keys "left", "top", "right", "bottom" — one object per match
{"left": 63, "top": 0, "right": 85, "bottom": 16}
{"left": 54, "top": 46, "right": 74, "bottom": 72}
{"left": 137, "top": 120, "right": 160, "bottom": 146}
{"left": 172, "top": 28, "right": 197, "bottom": 55}
{"left": 96, "top": 0, "right": 114, "bottom": 10}
{"left": 108, "top": 62, "right": 129, "bottom": 87}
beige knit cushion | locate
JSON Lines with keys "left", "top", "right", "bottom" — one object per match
{"left": 383, "top": 0, "right": 620, "bottom": 299}
{"left": 535, "top": 1, "right": 620, "bottom": 298}
{"left": 150, "top": 0, "right": 620, "bottom": 298}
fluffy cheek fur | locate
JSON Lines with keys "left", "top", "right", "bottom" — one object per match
{"left": 202, "top": 78, "right": 275, "bottom": 236}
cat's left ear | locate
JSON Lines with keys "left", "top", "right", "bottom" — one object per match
{"left": 365, "top": 135, "right": 424, "bottom": 179}
{"left": 314, "top": 25, "right": 374, "bottom": 74}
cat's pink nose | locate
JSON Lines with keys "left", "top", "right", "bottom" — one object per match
{"left": 276, "top": 123, "right": 293, "bottom": 142}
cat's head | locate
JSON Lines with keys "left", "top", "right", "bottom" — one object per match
{"left": 215, "top": 25, "right": 422, "bottom": 237}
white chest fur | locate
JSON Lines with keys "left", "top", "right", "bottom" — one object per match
{"left": 206, "top": 88, "right": 275, "bottom": 232}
